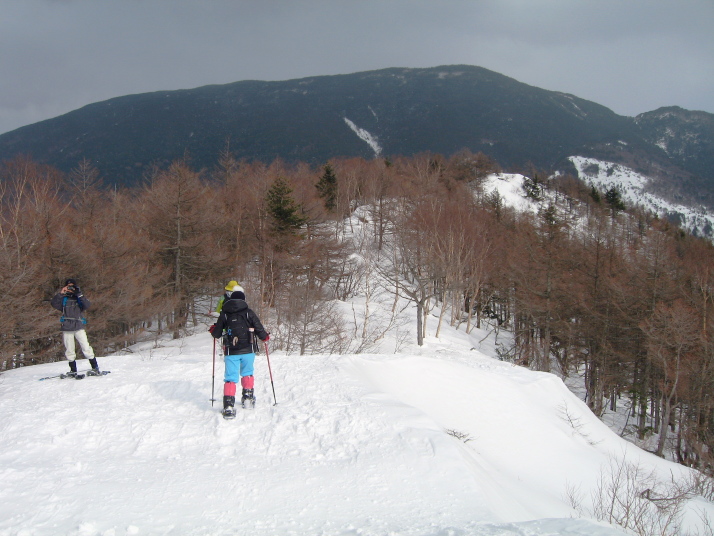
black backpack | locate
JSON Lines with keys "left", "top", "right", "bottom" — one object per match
{"left": 225, "top": 310, "right": 251, "bottom": 349}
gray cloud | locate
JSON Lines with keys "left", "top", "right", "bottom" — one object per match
{"left": 0, "top": 0, "right": 712, "bottom": 135}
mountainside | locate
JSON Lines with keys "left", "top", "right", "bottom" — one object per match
{"left": 569, "top": 155, "right": 714, "bottom": 238}
{"left": 1, "top": 65, "right": 710, "bottom": 199}
{"left": 636, "top": 106, "right": 714, "bottom": 177}
{"left": 0, "top": 65, "right": 712, "bottom": 212}
{"left": 632, "top": 106, "right": 714, "bottom": 206}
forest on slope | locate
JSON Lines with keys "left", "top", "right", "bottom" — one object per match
{"left": 2, "top": 149, "right": 714, "bottom": 476}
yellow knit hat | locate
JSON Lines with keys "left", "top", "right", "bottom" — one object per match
{"left": 225, "top": 280, "right": 239, "bottom": 291}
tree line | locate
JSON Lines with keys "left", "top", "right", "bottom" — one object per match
{"left": 2, "top": 149, "right": 714, "bottom": 474}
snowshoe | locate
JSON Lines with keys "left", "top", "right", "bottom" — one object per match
{"left": 86, "top": 369, "right": 108, "bottom": 377}
{"left": 60, "top": 372, "right": 85, "bottom": 380}
{"left": 241, "top": 389, "right": 255, "bottom": 410}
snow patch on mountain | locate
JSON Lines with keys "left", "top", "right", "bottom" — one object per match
{"left": 554, "top": 94, "right": 588, "bottom": 120}
{"left": 481, "top": 173, "right": 539, "bottom": 214}
{"left": 344, "top": 117, "right": 382, "bottom": 157}
{"left": 570, "top": 156, "right": 714, "bottom": 239}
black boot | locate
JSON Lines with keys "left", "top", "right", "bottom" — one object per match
{"left": 241, "top": 389, "right": 255, "bottom": 409}
{"left": 86, "top": 358, "right": 101, "bottom": 376}
{"left": 222, "top": 396, "right": 236, "bottom": 418}
{"left": 67, "top": 360, "right": 78, "bottom": 378}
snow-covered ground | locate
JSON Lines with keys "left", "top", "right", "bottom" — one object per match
{"left": 1, "top": 318, "right": 712, "bottom": 535}
{"left": 2, "top": 183, "right": 714, "bottom": 535}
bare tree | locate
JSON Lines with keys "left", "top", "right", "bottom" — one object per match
{"left": 642, "top": 301, "right": 701, "bottom": 457}
{"left": 141, "top": 160, "right": 229, "bottom": 338}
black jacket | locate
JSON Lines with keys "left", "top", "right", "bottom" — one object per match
{"left": 212, "top": 298, "right": 268, "bottom": 355}
{"left": 50, "top": 291, "right": 90, "bottom": 331}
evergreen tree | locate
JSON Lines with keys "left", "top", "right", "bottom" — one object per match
{"left": 522, "top": 174, "right": 543, "bottom": 201}
{"left": 315, "top": 164, "right": 338, "bottom": 212}
{"left": 266, "top": 176, "right": 308, "bottom": 236}
{"left": 605, "top": 187, "right": 626, "bottom": 212}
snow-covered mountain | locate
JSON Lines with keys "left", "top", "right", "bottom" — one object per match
{"left": 569, "top": 155, "right": 714, "bottom": 239}
{"left": 3, "top": 64, "right": 711, "bottom": 198}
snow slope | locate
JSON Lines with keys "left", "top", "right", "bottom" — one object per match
{"left": 2, "top": 190, "right": 714, "bottom": 535}
{"left": 569, "top": 156, "right": 714, "bottom": 239}
{"left": 2, "top": 323, "right": 710, "bottom": 536}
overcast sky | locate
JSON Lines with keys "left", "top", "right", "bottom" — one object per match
{"left": 1, "top": 0, "right": 712, "bottom": 136}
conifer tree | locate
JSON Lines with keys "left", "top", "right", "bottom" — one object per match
{"left": 266, "top": 176, "right": 308, "bottom": 237}
{"left": 315, "top": 164, "right": 338, "bottom": 212}
{"left": 605, "top": 187, "right": 626, "bottom": 212}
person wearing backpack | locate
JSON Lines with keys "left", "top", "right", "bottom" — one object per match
{"left": 211, "top": 280, "right": 244, "bottom": 356}
{"left": 209, "top": 290, "right": 269, "bottom": 416}
{"left": 50, "top": 278, "right": 102, "bottom": 377}
{"left": 210, "top": 280, "right": 243, "bottom": 318}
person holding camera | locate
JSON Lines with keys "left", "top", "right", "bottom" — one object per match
{"left": 50, "top": 278, "right": 101, "bottom": 377}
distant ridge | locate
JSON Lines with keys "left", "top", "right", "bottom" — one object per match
{"left": 0, "top": 65, "right": 711, "bottom": 206}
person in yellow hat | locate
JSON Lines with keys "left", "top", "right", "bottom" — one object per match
{"left": 211, "top": 281, "right": 243, "bottom": 318}
{"left": 211, "top": 281, "right": 244, "bottom": 356}
{"left": 209, "top": 288, "right": 269, "bottom": 416}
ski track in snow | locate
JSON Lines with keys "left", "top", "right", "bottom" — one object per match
{"left": 0, "top": 334, "right": 640, "bottom": 536}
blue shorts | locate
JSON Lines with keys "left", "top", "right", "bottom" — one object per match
{"left": 224, "top": 353, "right": 255, "bottom": 383}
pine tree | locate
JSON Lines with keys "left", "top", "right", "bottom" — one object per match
{"left": 315, "top": 164, "right": 338, "bottom": 212}
{"left": 590, "top": 185, "right": 602, "bottom": 203}
{"left": 522, "top": 174, "right": 543, "bottom": 200}
{"left": 605, "top": 187, "right": 626, "bottom": 212}
{"left": 266, "top": 176, "right": 308, "bottom": 236}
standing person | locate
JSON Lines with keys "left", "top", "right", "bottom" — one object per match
{"left": 209, "top": 290, "right": 269, "bottom": 417}
{"left": 210, "top": 280, "right": 243, "bottom": 318}
{"left": 50, "top": 278, "right": 102, "bottom": 377}
{"left": 211, "top": 280, "right": 244, "bottom": 356}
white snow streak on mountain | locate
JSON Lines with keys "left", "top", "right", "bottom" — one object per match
{"left": 343, "top": 117, "right": 382, "bottom": 157}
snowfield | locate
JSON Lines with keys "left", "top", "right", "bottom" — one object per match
{"left": 3, "top": 177, "right": 714, "bottom": 535}
{"left": 1, "top": 324, "right": 710, "bottom": 536}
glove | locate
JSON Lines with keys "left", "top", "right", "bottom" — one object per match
{"left": 263, "top": 334, "right": 270, "bottom": 342}
{"left": 209, "top": 324, "right": 217, "bottom": 335}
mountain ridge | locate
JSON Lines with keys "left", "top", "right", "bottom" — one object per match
{"left": 0, "top": 64, "right": 711, "bottom": 209}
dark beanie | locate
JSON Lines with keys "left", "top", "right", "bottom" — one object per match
{"left": 65, "top": 278, "right": 77, "bottom": 286}
{"left": 230, "top": 291, "right": 245, "bottom": 300}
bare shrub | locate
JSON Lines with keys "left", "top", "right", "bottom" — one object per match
{"left": 585, "top": 456, "right": 708, "bottom": 536}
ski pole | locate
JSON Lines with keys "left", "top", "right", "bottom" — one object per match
{"left": 264, "top": 340, "right": 277, "bottom": 406}
{"left": 210, "top": 338, "right": 217, "bottom": 406}
{"left": 39, "top": 372, "right": 67, "bottom": 381}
